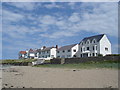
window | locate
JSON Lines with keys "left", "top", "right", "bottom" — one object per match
{"left": 81, "top": 54, "right": 82, "bottom": 57}
{"left": 93, "top": 46, "right": 94, "bottom": 50}
{"left": 73, "top": 55, "right": 76, "bottom": 57}
{"left": 48, "top": 55, "right": 50, "bottom": 57}
{"left": 87, "top": 40, "right": 90, "bottom": 44}
{"left": 81, "top": 42, "right": 83, "bottom": 45}
{"left": 73, "top": 49, "right": 76, "bottom": 52}
{"left": 96, "top": 46, "right": 97, "bottom": 50}
{"left": 57, "top": 56, "right": 60, "bottom": 58}
{"left": 90, "top": 53, "right": 91, "bottom": 56}
{"left": 63, "top": 50, "right": 65, "bottom": 53}
{"left": 35, "top": 53, "right": 37, "bottom": 57}
{"left": 68, "top": 50, "right": 71, "bottom": 52}
{"left": 87, "top": 47, "right": 89, "bottom": 50}
{"left": 105, "top": 47, "right": 108, "bottom": 51}
{"left": 51, "top": 55, "right": 54, "bottom": 58}
{"left": 57, "top": 51, "right": 59, "bottom": 53}
{"left": 96, "top": 53, "right": 97, "bottom": 56}
{"left": 45, "top": 55, "right": 47, "bottom": 58}
{"left": 47, "top": 51, "right": 49, "bottom": 53}
{"left": 84, "top": 48, "right": 85, "bottom": 51}
{"left": 92, "top": 53, "right": 95, "bottom": 56}
{"left": 39, "top": 52, "right": 41, "bottom": 54}
{"left": 81, "top": 48, "right": 82, "bottom": 52}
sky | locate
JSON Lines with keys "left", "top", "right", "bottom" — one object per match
{"left": 1, "top": 1, "right": 118, "bottom": 59}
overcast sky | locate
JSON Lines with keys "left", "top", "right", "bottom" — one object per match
{"left": 2, "top": 2, "right": 118, "bottom": 59}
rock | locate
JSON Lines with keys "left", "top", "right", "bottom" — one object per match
{"left": 73, "top": 69, "right": 76, "bottom": 71}
{"left": 4, "top": 84, "right": 8, "bottom": 86}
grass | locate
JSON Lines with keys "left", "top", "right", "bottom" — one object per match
{"left": 34, "top": 60, "right": 119, "bottom": 69}
{"left": 1, "top": 59, "right": 37, "bottom": 64}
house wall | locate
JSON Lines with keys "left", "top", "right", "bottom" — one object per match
{"left": 39, "top": 50, "right": 50, "bottom": 59}
{"left": 56, "top": 45, "right": 79, "bottom": 58}
{"left": 71, "top": 44, "right": 79, "bottom": 57}
{"left": 99, "top": 35, "right": 111, "bottom": 56}
{"left": 79, "top": 39, "right": 100, "bottom": 57}
{"left": 56, "top": 49, "right": 72, "bottom": 58}
{"left": 50, "top": 48, "right": 57, "bottom": 58}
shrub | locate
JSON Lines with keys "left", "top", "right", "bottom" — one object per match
{"left": 98, "top": 54, "right": 103, "bottom": 56}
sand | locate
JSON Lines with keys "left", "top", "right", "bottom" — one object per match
{"left": 2, "top": 66, "right": 118, "bottom": 88}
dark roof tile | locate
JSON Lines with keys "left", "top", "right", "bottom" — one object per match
{"left": 80, "top": 34, "right": 105, "bottom": 44}
{"left": 57, "top": 44, "right": 77, "bottom": 51}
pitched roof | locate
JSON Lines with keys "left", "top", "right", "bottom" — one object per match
{"left": 80, "top": 34, "right": 105, "bottom": 43}
{"left": 37, "top": 47, "right": 55, "bottom": 52}
{"left": 57, "top": 44, "right": 77, "bottom": 51}
{"left": 41, "top": 47, "right": 54, "bottom": 51}
{"left": 19, "top": 51, "right": 26, "bottom": 54}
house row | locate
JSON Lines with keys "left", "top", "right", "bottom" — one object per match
{"left": 19, "top": 34, "right": 112, "bottom": 59}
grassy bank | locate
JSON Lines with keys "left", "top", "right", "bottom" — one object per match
{"left": 1, "top": 59, "right": 36, "bottom": 64}
{"left": 35, "top": 60, "right": 119, "bottom": 69}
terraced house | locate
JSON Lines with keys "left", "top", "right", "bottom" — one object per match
{"left": 56, "top": 44, "right": 79, "bottom": 58}
{"left": 19, "top": 34, "right": 112, "bottom": 59}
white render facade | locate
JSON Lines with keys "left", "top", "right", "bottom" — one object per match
{"left": 56, "top": 44, "right": 79, "bottom": 58}
{"left": 19, "top": 34, "right": 112, "bottom": 59}
{"left": 37, "top": 46, "right": 57, "bottom": 60}
{"left": 78, "top": 34, "right": 111, "bottom": 57}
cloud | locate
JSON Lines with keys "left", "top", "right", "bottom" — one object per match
{"left": 39, "top": 15, "right": 56, "bottom": 25}
{"left": 43, "top": 2, "right": 63, "bottom": 9}
{"left": 68, "top": 13, "right": 81, "bottom": 22}
{"left": 2, "top": 9, "right": 24, "bottom": 23}
{"left": 39, "top": 2, "right": 118, "bottom": 39}
{"left": 6, "top": 2, "right": 36, "bottom": 11}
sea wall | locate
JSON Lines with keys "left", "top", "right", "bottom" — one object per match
{"left": 50, "top": 56, "right": 119, "bottom": 64}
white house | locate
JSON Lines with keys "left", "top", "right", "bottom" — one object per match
{"left": 56, "top": 44, "right": 79, "bottom": 58}
{"left": 18, "top": 51, "right": 27, "bottom": 59}
{"left": 27, "top": 49, "right": 37, "bottom": 59}
{"left": 37, "top": 45, "right": 58, "bottom": 60}
{"left": 18, "top": 34, "right": 112, "bottom": 59}
{"left": 78, "top": 34, "right": 111, "bottom": 57}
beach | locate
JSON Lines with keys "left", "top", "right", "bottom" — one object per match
{"left": 2, "top": 66, "right": 118, "bottom": 88}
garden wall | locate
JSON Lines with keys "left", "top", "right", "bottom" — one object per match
{"left": 50, "top": 56, "right": 119, "bottom": 64}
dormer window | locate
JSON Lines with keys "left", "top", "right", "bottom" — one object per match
{"left": 92, "top": 39, "right": 96, "bottom": 43}
{"left": 87, "top": 40, "right": 90, "bottom": 44}
{"left": 81, "top": 42, "right": 83, "bottom": 45}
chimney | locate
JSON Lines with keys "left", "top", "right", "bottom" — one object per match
{"left": 56, "top": 45, "right": 58, "bottom": 49}
{"left": 43, "top": 46, "right": 46, "bottom": 49}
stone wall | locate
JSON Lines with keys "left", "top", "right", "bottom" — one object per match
{"left": 50, "top": 56, "right": 119, "bottom": 64}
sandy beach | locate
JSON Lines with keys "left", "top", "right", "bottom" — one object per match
{"left": 2, "top": 66, "right": 118, "bottom": 88}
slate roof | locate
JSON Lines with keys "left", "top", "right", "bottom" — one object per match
{"left": 41, "top": 47, "right": 54, "bottom": 51}
{"left": 28, "top": 49, "right": 37, "bottom": 53}
{"left": 57, "top": 44, "right": 77, "bottom": 51}
{"left": 37, "top": 47, "right": 55, "bottom": 52}
{"left": 80, "top": 34, "right": 105, "bottom": 44}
